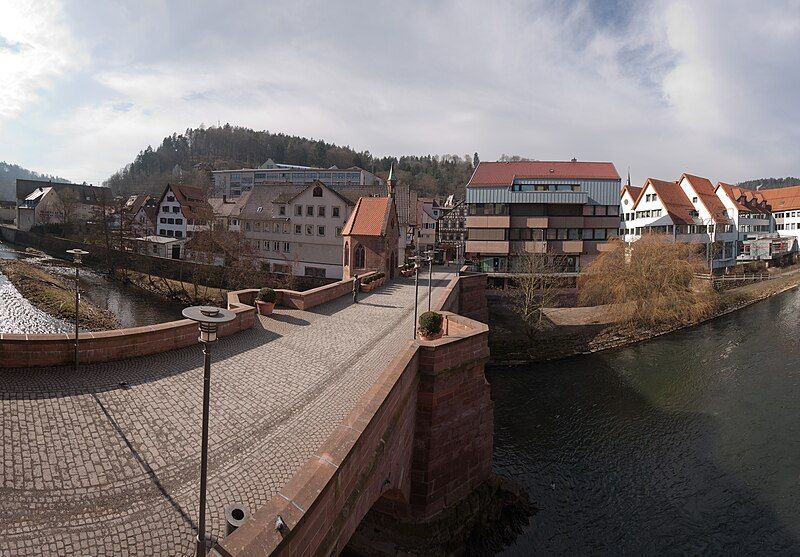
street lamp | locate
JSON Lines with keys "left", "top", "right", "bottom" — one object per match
{"left": 182, "top": 305, "right": 236, "bottom": 557}
{"left": 66, "top": 248, "right": 88, "bottom": 373}
{"left": 409, "top": 254, "right": 425, "bottom": 339}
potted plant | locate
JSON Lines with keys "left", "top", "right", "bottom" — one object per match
{"left": 418, "top": 311, "right": 444, "bottom": 341}
{"left": 255, "top": 287, "right": 277, "bottom": 315}
{"left": 360, "top": 274, "right": 375, "bottom": 292}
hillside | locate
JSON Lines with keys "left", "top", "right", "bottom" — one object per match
{"left": 737, "top": 177, "right": 800, "bottom": 190}
{"left": 104, "top": 125, "right": 477, "bottom": 199}
{"left": 0, "top": 162, "right": 69, "bottom": 201}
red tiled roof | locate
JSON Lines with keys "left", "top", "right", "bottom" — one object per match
{"left": 681, "top": 173, "right": 732, "bottom": 225}
{"left": 760, "top": 184, "right": 800, "bottom": 212}
{"left": 468, "top": 160, "right": 620, "bottom": 187}
{"left": 158, "top": 184, "right": 213, "bottom": 221}
{"left": 635, "top": 178, "right": 696, "bottom": 225}
{"left": 342, "top": 197, "right": 392, "bottom": 236}
{"left": 621, "top": 184, "right": 643, "bottom": 203}
{"left": 716, "top": 182, "right": 771, "bottom": 214}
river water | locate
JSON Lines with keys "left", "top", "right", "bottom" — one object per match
{"left": 0, "top": 240, "right": 185, "bottom": 333}
{"left": 489, "top": 288, "right": 800, "bottom": 555}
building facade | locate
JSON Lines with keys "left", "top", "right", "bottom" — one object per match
{"left": 212, "top": 161, "right": 383, "bottom": 198}
{"left": 154, "top": 184, "right": 212, "bottom": 239}
{"left": 761, "top": 185, "right": 800, "bottom": 244}
{"left": 416, "top": 197, "right": 441, "bottom": 255}
{"left": 437, "top": 197, "right": 467, "bottom": 263}
{"left": 16, "top": 179, "right": 112, "bottom": 231}
{"left": 465, "top": 160, "right": 621, "bottom": 273}
{"left": 342, "top": 196, "right": 400, "bottom": 280}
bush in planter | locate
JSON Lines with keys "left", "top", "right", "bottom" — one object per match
{"left": 419, "top": 311, "right": 443, "bottom": 336}
{"left": 256, "top": 287, "right": 277, "bottom": 303}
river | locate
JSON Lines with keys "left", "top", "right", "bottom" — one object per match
{"left": 489, "top": 287, "right": 800, "bottom": 555}
{"left": 0, "top": 240, "right": 185, "bottom": 333}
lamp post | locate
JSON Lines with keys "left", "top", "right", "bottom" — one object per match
{"left": 66, "top": 249, "right": 89, "bottom": 373}
{"left": 182, "top": 305, "right": 236, "bottom": 557}
{"left": 409, "top": 254, "right": 425, "bottom": 339}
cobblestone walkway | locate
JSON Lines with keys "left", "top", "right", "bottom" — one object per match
{"left": 0, "top": 273, "right": 453, "bottom": 556}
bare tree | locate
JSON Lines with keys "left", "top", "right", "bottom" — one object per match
{"left": 511, "top": 250, "right": 564, "bottom": 341}
{"left": 579, "top": 235, "right": 718, "bottom": 325}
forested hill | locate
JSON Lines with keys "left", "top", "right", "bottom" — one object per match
{"left": 105, "top": 124, "right": 478, "bottom": 199}
{"left": 0, "top": 162, "right": 69, "bottom": 201}
{"left": 738, "top": 177, "right": 800, "bottom": 190}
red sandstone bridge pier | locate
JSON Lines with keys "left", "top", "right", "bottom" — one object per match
{"left": 0, "top": 270, "right": 492, "bottom": 555}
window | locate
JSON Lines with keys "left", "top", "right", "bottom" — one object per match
{"left": 245, "top": 222, "right": 251, "bottom": 231}
{"left": 173, "top": 206, "right": 180, "bottom": 213}
{"left": 295, "top": 224, "right": 302, "bottom": 234}
{"left": 273, "top": 241, "right": 280, "bottom": 251}
{"left": 305, "top": 266, "right": 326, "bottom": 278}
{"left": 162, "top": 206, "right": 169, "bottom": 212}
{"left": 307, "top": 205, "right": 314, "bottom": 216}
{"left": 332, "top": 206, "right": 340, "bottom": 218}
{"left": 279, "top": 206, "right": 286, "bottom": 216}
{"left": 175, "top": 231, "right": 183, "bottom": 238}
{"left": 158, "top": 229, "right": 165, "bottom": 236}
{"left": 336, "top": 227, "right": 342, "bottom": 236}
{"left": 295, "top": 205, "right": 303, "bottom": 216}
{"left": 306, "top": 225, "right": 313, "bottom": 235}
{"left": 256, "top": 206, "right": 263, "bottom": 213}
{"left": 152, "top": 244, "right": 158, "bottom": 254}
{"left": 354, "top": 244, "right": 366, "bottom": 268}
{"left": 160, "top": 217, "right": 166, "bottom": 223}
{"left": 692, "top": 197, "right": 698, "bottom": 203}
{"left": 167, "top": 218, "right": 175, "bottom": 224}
{"left": 313, "top": 186, "right": 323, "bottom": 197}
{"left": 318, "top": 225, "right": 325, "bottom": 236}
{"left": 283, "top": 223, "right": 289, "bottom": 234}
{"left": 175, "top": 218, "right": 183, "bottom": 225}
{"left": 167, "top": 195, "right": 175, "bottom": 202}
{"left": 167, "top": 230, "right": 174, "bottom": 237}
{"left": 283, "top": 242, "right": 290, "bottom": 252}
{"left": 318, "top": 206, "right": 326, "bottom": 217}
{"left": 273, "top": 223, "right": 280, "bottom": 233}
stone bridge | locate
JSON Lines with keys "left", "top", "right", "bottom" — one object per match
{"left": 0, "top": 269, "right": 491, "bottom": 556}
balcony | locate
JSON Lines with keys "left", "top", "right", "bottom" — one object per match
{"left": 466, "top": 215, "right": 510, "bottom": 228}
{"left": 465, "top": 240, "right": 509, "bottom": 254}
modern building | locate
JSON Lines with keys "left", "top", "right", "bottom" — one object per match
{"left": 465, "top": 160, "right": 622, "bottom": 273}
{"left": 211, "top": 160, "right": 383, "bottom": 198}
{"left": 16, "top": 179, "right": 112, "bottom": 231}
{"left": 154, "top": 184, "right": 212, "bottom": 239}
{"left": 342, "top": 196, "right": 400, "bottom": 280}
{"left": 132, "top": 235, "right": 186, "bottom": 259}
{"left": 761, "top": 185, "right": 800, "bottom": 243}
{"left": 437, "top": 196, "right": 467, "bottom": 264}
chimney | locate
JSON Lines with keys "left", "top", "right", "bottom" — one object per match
{"left": 571, "top": 157, "right": 577, "bottom": 163}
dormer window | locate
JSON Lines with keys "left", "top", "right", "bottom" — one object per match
{"left": 692, "top": 197, "right": 698, "bottom": 203}
{"left": 279, "top": 205, "right": 286, "bottom": 216}
{"left": 313, "top": 186, "right": 323, "bottom": 197}
{"left": 256, "top": 206, "right": 263, "bottom": 213}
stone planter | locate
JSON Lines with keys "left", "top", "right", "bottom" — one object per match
{"left": 418, "top": 329, "right": 444, "bottom": 341}
{"left": 360, "top": 282, "right": 374, "bottom": 293}
{"left": 256, "top": 301, "right": 275, "bottom": 315}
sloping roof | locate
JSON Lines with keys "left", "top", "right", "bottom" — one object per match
{"left": 209, "top": 190, "right": 252, "bottom": 218}
{"left": 760, "top": 184, "right": 800, "bottom": 212}
{"left": 621, "top": 184, "right": 643, "bottom": 203}
{"left": 681, "top": 173, "right": 732, "bottom": 225}
{"left": 124, "top": 194, "right": 149, "bottom": 215}
{"left": 716, "top": 182, "right": 771, "bottom": 214}
{"left": 158, "top": 184, "right": 213, "bottom": 221}
{"left": 342, "top": 197, "right": 392, "bottom": 236}
{"left": 239, "top": 185, "right": 304, "bottom": 219}
{"left": 468, "top": 160, "right": 620, "bottom": 187}
{"left": 636, "top": 178, "right": 696, "bottom": 225}
{"left": 16, "top": 179, "right": 111, "bottom": 206}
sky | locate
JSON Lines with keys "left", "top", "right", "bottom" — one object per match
{"left": 1, "top": 0, "right": 799, "bottom": 185}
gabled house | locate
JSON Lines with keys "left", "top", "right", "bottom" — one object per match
{"left": 342, "top": 196, "right": 400, "bottom": 280}
{"left": 16, "top": 179, "right": 112, "bottom": 231}
{"left": 715, "top": 183, "right": 772, "bottom": 239}
{"left": 761, "top": 184, "right": 800, "bottom": 243}
{"left": 154, "top": 184, "right": 212, "bottom": 240}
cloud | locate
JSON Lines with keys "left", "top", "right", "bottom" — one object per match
{"left": 0, "top": 0, "right": 84, "bottom": 121}
{"left": 6, "top": 0, "right": 800, "bottom": 184}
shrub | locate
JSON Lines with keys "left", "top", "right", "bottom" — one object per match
{"left": 256, "top": 287, "right": 277, "bottom": 303}
{"left": 419, "top": 311, "right": 443, "bottom": 335}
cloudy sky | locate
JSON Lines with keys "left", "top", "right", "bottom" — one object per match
{"left": 1, "top": 0, "right": 799, "bottom": 185}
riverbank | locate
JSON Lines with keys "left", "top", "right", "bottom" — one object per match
{"left": 0, "top": 260, "right": 119, "bottom": 331}
{"left": 114, "top": 269, "right": 227, "bottom": 306}
{"left": 489, "top": 267, "right": 800, "bottom": 364}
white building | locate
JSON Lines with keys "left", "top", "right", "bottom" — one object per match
{"left": 761, "top": 185, "right": 800, "bottom": 244}
{"left": 622, "top": 174, "right": 738, "bottom": 268}
{"left": 212, "top": 161, "right": 383, "bottom": 198}
{"left": 154, "top": 184, "right": 212, "bottom": 240}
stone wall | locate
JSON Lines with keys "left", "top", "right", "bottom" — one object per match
{"left": 216, "top": 273, "right": 492, "bottom": 557}
{"left": 0, "top": 305, "right": 255, "bottom": 368}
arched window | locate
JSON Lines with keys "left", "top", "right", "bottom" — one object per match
{"left": 344, "top": 242, "right": 349, "bottom": 266}
{"left": 313, "top": 186, "right": 323, "bottom": 197}
{"left": 355, "top": 244, "right": 366, "bottom": 268}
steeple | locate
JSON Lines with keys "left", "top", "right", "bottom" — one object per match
{"left": 626, "top": 166, "right": 631, "bottom": 187}
{"left": 387, "top": 163, "right": 397, "bottom": 199}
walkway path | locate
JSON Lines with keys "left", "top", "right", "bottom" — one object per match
{"left": 0, "top": 272, "right": 453, "bottom": 556}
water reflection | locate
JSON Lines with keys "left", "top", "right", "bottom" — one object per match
{"left": 490, "top": 288, "right": 800, "bottom": 554}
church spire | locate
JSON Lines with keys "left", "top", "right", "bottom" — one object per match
{"left": 387, "top": 163, "right": 396, "bottom": 199}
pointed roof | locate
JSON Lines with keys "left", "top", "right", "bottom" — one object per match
{"left": 387, "top": 163, "right": 396, "bottom": 183}
{"left": 680, "top": 173, "right": 732, "bottom": 225}
{"left": 634, "top": 178, "right": 696, "bottom": 225}
{"left": 342, "top": 197, "right": 393, "bottom": 236}
{"left": 759, "top": 184, "right": 800, "bottom": 212}
{"left": 621, "top": 184, "right": 643, "bottom": 203}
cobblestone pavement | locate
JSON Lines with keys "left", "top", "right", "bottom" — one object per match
{"left": 0, "top": 272, "right": 454, "bottom": 556}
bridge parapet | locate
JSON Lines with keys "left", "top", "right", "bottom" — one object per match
{"left": 217, "top": 273, "right": 491, "bottom": 557}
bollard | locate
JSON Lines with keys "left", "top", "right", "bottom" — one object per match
{"left": 224, "top": 503, "right": 249, "bottom": 536}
